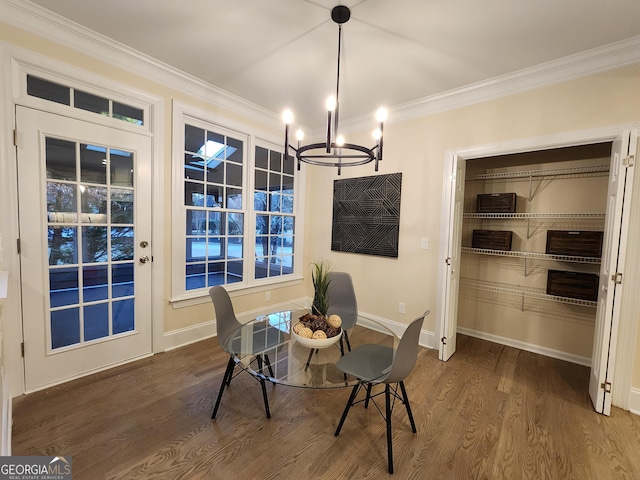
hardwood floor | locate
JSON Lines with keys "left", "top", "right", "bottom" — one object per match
{"left": 12, "top": 330, "right": 640, "bottom": 479}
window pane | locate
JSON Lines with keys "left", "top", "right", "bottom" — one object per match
{"left": 27, "top": 75, "right": 70, "bottom": 105}
{"left": 113, "top": 102, "right": 144, "bottom": 126}
{"left": 226, "top": 163, "right": 243, "bottom": 187}
{"left": 269, "top": 173, "right": 281, "bottom": 191}
{"left": 113, "top": 298, "right": 135, "bottom": 334}
{"left": 51, "top": 308, "right": 80, "bottom": 349}
{"left": 111, "top": 149, "right": 134, "bottom": 187}
{"left": 75, "top": 90, "right": 109, "bottom": 115}
{"left": 208, "top": 211, "right": 223, "bottom": 235}
{"left": 208, "top": 237, "right": 223, "bottom": 258}
{"left": 186, "top": 209, "right": 207, "bottom": 235}
{"left": 255, "top": 170, "right": 268, "bottom": 191}
{"left": 228, "top": 213, "right": 243, "bottom": 235}
{"left": 81, "top": 186, "right": 107, "bottom": 222}
{"left": 227, "top": 137, "right": 243, "bottom": 163}
{"left": 47, "top": 182, "right": 77, "bottom": 217}
{"left": 186, "top": 237, "right": 206, "bottom": 262}
{"left": 84, "top": 303, "right": 109, "bottom": 341}
{"left": 206, "top": 185, "right": 223, "bottom": 208}
{"left": 207, "top": 163, "right": 225, "bottom": 185}
{"left": 113, "top": 263, "right": 134, "bottom": 298}
{"left": 80, "top": 144, "right": 107, "bottom": 184}
{"left": 111, "top": 189, "right": 134, "bottom": 224}
{"left": 269, "top": 150, "right": 282, "bottom": 172}
{"left": 227, "top": 261, "right": 243, "bottom": 283}
{"left": 207, "top": 262, "right": 224, "bottom": 286}
{"left": 228, "top": 238, "right": 243, "bottom": 259}
{"left": 186, "top": 263, "right": 206, "bottom": 290}
{"left": 185, "top": 182, "right": 204, "bottom": 206}
{"left": 281, "top": 194, "right": 294, "bottom": 214}
{"left": 50, "top": 267, "right": 79, "bottom": 307}
{"left": 48, "top": 227, "right": 78, "bottom": 265}
{"left": 226, "top": 188, "right": 242, "bottom": 209}
{"left": 46, "top": 138, "right": 76, "bottom": 181}
{"left": 282, "top": 175, "right": 294, "bottom": 192}
{"left": 255, "top": 236, "right": 269, "bottom": 257}
{"left": 185, "top": 153, "right": 205, "bottom": 181}
{"left": 255, "top": 146, "right": 269, "bottom": 169}
{"left": 111, "top": 227, "right": 134, "bottom": 261}
{"left": 83, "top": 265, "right": 108, "bottom": 302}
{"left": 82, "top": 226, "right": 108, "bottom": 263}
{"left": 185, "top": 125, "right": 205, "bottom": 153}
{"left": 283, "top": 153, "right": 295, "bottom": 175}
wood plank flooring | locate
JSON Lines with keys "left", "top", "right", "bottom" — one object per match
{"left": 12, "top": 330, "right": 640, "bottom": 479}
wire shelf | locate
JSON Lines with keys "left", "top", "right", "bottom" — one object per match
{"left": 460, "top": 278, "right": 598, "bottom": 308}
{"left": 466, "top": 164, "right": 610, "bottom": 181}
{"left": 463, "top": 212, "right": 606, "bottom": 219}
{"left": 461, "top": 247, "right": 601, "bottom": 264}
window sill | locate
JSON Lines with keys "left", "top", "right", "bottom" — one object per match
{"left": 169, "top": 276, "right": 304, "bottom": 309}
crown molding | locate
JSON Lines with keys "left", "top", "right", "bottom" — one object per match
{"left": 3, "top": 0, "right": 640, "bottom": 137}
{"left": 0, "top": 0, "right": 280, "bottom": 129}
{"left": 333, "top": 34, "right": 640, "bottom": 135}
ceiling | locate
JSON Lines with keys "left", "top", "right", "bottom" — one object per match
{"left": 25, "top": 0, "right": 640, "bottom": 129}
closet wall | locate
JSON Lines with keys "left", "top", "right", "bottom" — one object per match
{"left": 458, "top": 143, "right": 612, "bottom": 364}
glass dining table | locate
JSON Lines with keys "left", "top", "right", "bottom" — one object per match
{"left": 215, "top": 308, "right": 397, "bottom": 418}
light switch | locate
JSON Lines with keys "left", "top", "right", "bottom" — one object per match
{"left": 421, "top": 237, "right": 429, "bottom": 250}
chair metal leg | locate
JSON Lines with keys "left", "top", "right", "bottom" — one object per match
{"left": 385, "top": 384, "right": 394, "bottom": 474}
{"left": 263, "top": 354, "right": 275, "bottom": 378}
{"left": 304, "top": 348, "right": 318, "bottom": 371}
{"left": 343, "top": 329, "right": 352, "bottom": 352}
{"left": 259, "top": 376, "right": 271, "bottom": 419}
{"left": 335, "top": 383, "right": 360, "bottom": 436}
{"left": 364, "top": 383, "right": 372, "bottom": 409}
{"left": 399, "top": 381, "right": 417, "bottom": 433}
{"left": 212, "top": 356, "right": 235, "bottom": 419}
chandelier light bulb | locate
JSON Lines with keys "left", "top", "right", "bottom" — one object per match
{"left": 336, "top": 135, "right": 345, "bottom": 147}
{"left": 296, "top": 128, "right": 304, "bottom": 141}
{"left": 282, "top": 109, "right": 294, "bottom": 124}
{"left": 372, "top": 128, "right": 382, "bottom": 140}
{"left": 326, "top": 96, "right": 337, "bottom": 111}
{"left": 375, "top": 107, "right": 388, "bottom": 123}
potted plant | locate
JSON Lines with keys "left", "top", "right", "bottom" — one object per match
{"left": 311, "top": 260, "right": 332, "bottom": 317}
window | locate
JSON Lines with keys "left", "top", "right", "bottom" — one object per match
{"left": 254, "top": 146, "right": 295, "bottom": 279}
{"left": 27, "top": 75, "right": 145, "bottom": 126}
{"left": 174, "top": 108, "right": 299, "bottom": 300}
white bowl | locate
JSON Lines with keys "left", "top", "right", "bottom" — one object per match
{"left": 292, "top": 325, "right": 342, "bottom": 349}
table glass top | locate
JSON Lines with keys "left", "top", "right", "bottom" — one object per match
{"left": 224, "top": 309, "right": 397, "bottom": 388}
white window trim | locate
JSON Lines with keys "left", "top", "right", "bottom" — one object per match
{"left": 170, "top": 101, "right": 305, "bottom": 308}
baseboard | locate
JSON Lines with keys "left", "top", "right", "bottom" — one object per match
{"left": 629, "top": 388, "right": 640, "bottom": 416}
{"left": 358, "top": 312, "right": 437, "bottom": 349}
{"left": 457, "top": 327, "right": 591, "bottom": 367}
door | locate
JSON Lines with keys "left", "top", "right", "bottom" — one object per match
{"left": 589, "top": 130, "right": 637, "bottom": 415}
{"left": 16, "top": 106, "right": 153, "bottom": 392}
{"left": 438, "top": 152, "right": 465, "bottom": 360}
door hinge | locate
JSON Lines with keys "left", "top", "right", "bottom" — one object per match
{"left": 21, "top": 342, "right": 25, "bottom": 357}
{"left": 441, "top": 336, "right": 447, "bottom": 345}
{"left": 600, "top": 381, "right": 612, "bottom": 393}
{"left": 611, "top": 272, "right": 622, "bottom": 284}
{"left": 13, "top": 129, "right": 18, "bottom": 147}
{"left": 17, "top": 238, "right": 21, "bottom": 254}
{"left": 445, "top": 257, "right": 451, "bottom": 265}
{"left": 623, "top": 154, "right": 634, "bottom": 167}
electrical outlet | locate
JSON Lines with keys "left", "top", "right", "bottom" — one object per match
{"left": 265, "top": 291, "right": 271, "bottom": 301}
{"left": 421, "top": 237, "right": 429, "bottom": 250}
{"left": 399, "top": 302, "right": 406, "bottom": 314}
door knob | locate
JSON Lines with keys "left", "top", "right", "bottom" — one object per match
{"left": 139, "top": 255, "right": 150, "bottom": 264}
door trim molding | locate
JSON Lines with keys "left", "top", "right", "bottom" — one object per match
{"left": 437, "top": 121, "right": 640, "bottom": 410}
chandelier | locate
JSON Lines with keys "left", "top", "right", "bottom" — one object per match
{"left": 282, "top": 5, "right": 387, "bottom": 175}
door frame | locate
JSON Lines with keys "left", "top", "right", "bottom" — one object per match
{"left": 436, "top": 122, "right": 640, "bottom": 411}
{"left": 0, "top": 48, "right": 165, "bottom": 396}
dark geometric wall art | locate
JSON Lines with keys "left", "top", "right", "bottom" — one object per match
{"left": 331, "top": 173, "right": 402, "bottom": 258}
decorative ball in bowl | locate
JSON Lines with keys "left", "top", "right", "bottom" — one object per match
{"left": 292, "top": 313, "right": 343, "bottom": 349}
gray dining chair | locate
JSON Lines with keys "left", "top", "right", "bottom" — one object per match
{"left": 209, "top": 286, "right": 273, "bottom": 420}
{"left": 334, "top": 310, "right": 429, "bottom": 474}
{"left": 327, "top": 271, "right": 358, "bottom": 353}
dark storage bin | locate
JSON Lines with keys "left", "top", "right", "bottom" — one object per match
{"left": 546, "top": 270, "right": 599, "bottom": 302}
{"left": 476, "top": 193, "right": 517, "bottom": 213}
{"left": 472, "top": 230, "right": 513, "bottom": 251}
{"left": 546, "top": 230, "right": 604, "bottom": 258}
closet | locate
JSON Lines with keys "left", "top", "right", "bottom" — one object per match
{"left": 457, "top": 143, "right": 612, "bottom": 364}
